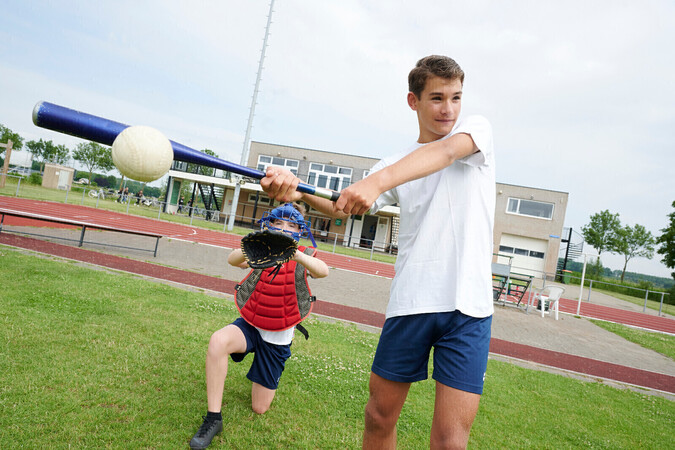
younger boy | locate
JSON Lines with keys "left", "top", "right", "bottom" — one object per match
{"left": 189, "top": 203, "right": 329, "bottom": 449}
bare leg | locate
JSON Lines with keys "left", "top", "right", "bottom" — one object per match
{"left": 251, "top": 382, "right": 277, "bottom": 414}
{"left": 362, "top": 372, "right": 411, "bottom": 450}
{"left": 429, "top": 382, "right": 481, "bottom": 449}
{"left": 205, "top": 325, "right": 247, "bottom": 412}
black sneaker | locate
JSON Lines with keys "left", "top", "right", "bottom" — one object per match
{"left": 189, "top": 416, "right": 223, "bottom": 449}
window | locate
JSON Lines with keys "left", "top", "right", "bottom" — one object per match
{"left": 506, "top": 198, "right": 554, "bottom": 219}
{"left": 256, "top": 155, "right": 299, "bottom": 175}
{"left": 172, "top": 161, "right": 188, "bottom": 171}
{"left": 500, "top": 245, "right": 546, "bottom": 259}
{"left": 248, "top": 193, "right": 271, "bottom": 205}
{"left": 307, "top": 163, "right": 352, "bottom": 190}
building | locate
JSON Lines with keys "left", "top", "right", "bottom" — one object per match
{"left": 42, "top": 163, "right": 74, "bottom": 190}
{"left": 494, "top": 183, "right": 568, "bottom": 278}
{"left": 165, "top": 141, "right": 568, "bottom": 278}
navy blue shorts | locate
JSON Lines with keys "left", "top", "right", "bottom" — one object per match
{"left": 372, "top": 311, "right": 492, "bottom": 394}
{"left": 230, "top": 318, "right": 292, "bottom": 390}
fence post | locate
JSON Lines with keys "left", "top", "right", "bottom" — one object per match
{"left": 643, "top": 289, "right": 649, "bottom": 313}
{"left": 81, "top": 189, "right": 85, "bottom": 204}
{"left": 576, "top": 254, "right": 588, "bottom": 315}
{"left": 64, "top": 188, "right": 69, "bottom": 204}
{"left": 659, "top": 292, "right": 665, "bottom": 316}
{"left": 587, "top": 280, "right": 593, "bottom": 302}
{"left": 370, "top": 240, "right": 375, "bottom": 260}
{"left": 126, "top": 200, "right": 131, "bottom": 214}
{"left": 15, "top": 178, "right": 21, "bottom": 196}
{"left": 332, "top": 233, "right": 338, "bottom": 254}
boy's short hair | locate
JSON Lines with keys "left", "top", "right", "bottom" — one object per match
{"left": 408, "top": 55, "right": 465, "bottom": 98}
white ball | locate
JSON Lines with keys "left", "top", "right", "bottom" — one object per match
{"left": 112, "top": 125, "right": 173, "bottom": 182}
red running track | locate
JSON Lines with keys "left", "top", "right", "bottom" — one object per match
{"left": 0, "top": 196, "right": 395, "bottom": 277}
{"left": 558, "top": 298, "right": 675, "bottom": 334}
{"left": 1, "top": 195, "right": 672, "bottom": 335}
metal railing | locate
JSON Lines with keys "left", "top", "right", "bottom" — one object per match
{"left": 504, "top": 261, "right": 673, "bottom": 318}
{"left": 1, "top": 178, "right": 399, "bottom": 263}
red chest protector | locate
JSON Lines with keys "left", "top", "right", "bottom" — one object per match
{"left": 235, "top": 246, "right": 316, "bottom": 331}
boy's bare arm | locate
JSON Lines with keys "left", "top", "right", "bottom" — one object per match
{"left": 260, "top": 167, "right": 349, "bottom": 219}
{"left": 228, "top": 249, "right": 250, "bottom": 268}
{"left": 230, "top": 243, "right": 328, "bottom": 277}
{"left": 336, "top": 133, "right": 478, "bottom": 215}
{"left": 293, "top": 250, "right": 329, "bottom": 279}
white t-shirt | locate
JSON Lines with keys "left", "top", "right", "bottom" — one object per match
{"left": 370, "top": 114, "right": 495, "bottom": 319}
{"left": 257, "top": 327, "right": 295, "bottom": 346}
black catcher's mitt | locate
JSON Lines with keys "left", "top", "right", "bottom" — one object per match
{"left": 241, "top": 229, "right": 299, "bottom": 269}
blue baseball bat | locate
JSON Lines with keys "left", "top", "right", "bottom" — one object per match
{"left": 32, "top": 101, "right": 340, "bottom": 201}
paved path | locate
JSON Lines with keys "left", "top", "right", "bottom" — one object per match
{"left": 1, "top": 196, "right": 674, "bottom": 397}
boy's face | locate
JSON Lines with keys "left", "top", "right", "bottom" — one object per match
{"left": 408, "top": 75, "right": 463, "bottom": 143}
{"left": 271, "top": 218, "right": 301, "bottom": 235}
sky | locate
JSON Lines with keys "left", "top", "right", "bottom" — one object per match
{"left": 1, "top": 0, "right": 674, "bottom": 278}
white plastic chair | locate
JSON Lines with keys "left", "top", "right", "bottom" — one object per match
{"left": 534, "top": 286, "right": 565, "bottom": 320}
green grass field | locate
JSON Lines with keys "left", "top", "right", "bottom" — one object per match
{"left": 591, "top": 320, "right": 675, "bottom": 360}
{"left": 1, "top": 246, "right": 673, "bottom": 448}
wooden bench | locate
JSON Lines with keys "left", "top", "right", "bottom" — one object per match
{"left": 0, "top": 208, "right": 162, "bottom": 257}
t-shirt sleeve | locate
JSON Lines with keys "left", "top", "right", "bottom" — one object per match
{"left": 451, "top": 115, "right": 493, "bottom": 167}
{"left": 368, "top": 159, "right": 398, "bottom": 214}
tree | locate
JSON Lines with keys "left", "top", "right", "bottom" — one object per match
{"left": 656, "top": 200, "right": 675, "bottom": 279}
{"left": 613, "top": 224, "right": 655, "bottom": 282}
{"left": 25, "top": 139, "right": 69, "bottom": 172}
{"left": 0, "top": 123, "right": 24, "bottom": 154}
{"left": 53, "top": 144, "right": 69, "bottom": 165}
{"left": 72, "top": 142, "right": 114, "bottom": 183}
{"left": 581, "top": 210, "right": 621, "bottom": 256}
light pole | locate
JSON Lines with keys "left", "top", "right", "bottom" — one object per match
{"left": 227, "top": 0, "right": 275, "bottom": 231}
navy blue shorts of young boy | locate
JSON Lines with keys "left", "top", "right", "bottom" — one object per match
{"left": 372, "top": 311, "right": 492, "bottom": 395}
{"left": 230, "top": 318, "right": 292, "bottom": 390}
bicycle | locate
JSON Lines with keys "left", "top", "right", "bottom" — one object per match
{"left": 88, "top": 188, "right": 106, "bottom": 199}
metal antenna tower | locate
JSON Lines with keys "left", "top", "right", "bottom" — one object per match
{"left": 227, "top": 0, "right": 275, "bottom": 231}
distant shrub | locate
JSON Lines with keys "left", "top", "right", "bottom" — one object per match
{"left": 28, "top": 173, "right": 42, "bottom": 185}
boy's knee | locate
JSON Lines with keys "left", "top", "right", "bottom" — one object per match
{"left": 431, "top": 418, "right": 473, "bottom": 449}
{"left": 251, "top": 384, "right": 276, "bottom": 414}
{"left": 251, "top": 402, "right": 270, "bottom": 415}
{"left": 251, "top": 395, "right": 274, "bottom": 414}
{"left": 430, "top": 428, "right": 471, "bottom": 450}
{"left": 207, "top": 330, "right": 231, "bottom": 356}
{"left": 364, "top": 401, "right": 395, "bottom": 432}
